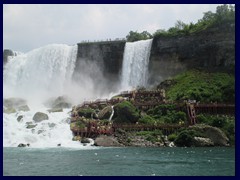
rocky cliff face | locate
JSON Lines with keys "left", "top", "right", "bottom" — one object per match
{"left": 74, "top": 24, "right": 234, "bottom": 87}
{"left": 3, "top": 49, "right": 14, "bottom": 66}
{"left": 148, "top": 24, "right": 235, "bottom": 85}
{"left": 74, "top": 41, "right": 125, "bottom": 85}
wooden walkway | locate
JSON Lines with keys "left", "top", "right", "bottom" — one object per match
{"left": 71, "top": 122, "right": 185, "bottom": 138}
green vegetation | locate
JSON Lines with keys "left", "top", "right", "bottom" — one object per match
{"left": 153, "top": 4, "right": 235, "bottom": 37}
{"left": 76, "top": 121, "right": 86, "bottom": 129}
{"left": 138, "top": 115, "right": 155, "bottom": 125}
{"left": 136, "top": 130, "right": 163, "bottom": 143}
{"left": 114, "top": 101, "right": 140, "bottom": 123}
{"left": 168, "top": 133, "right": 177, "bottom": 142}
{"left": 77, "top": 108, "right": 95, "bottom": 118}
{"left": 126, "top": 5, "right": 235, "bottom": 41}
{"left": 174, "top": 129, "right": 204, "bottom": 147}
{"left": 126, "top": 31, "right": 152, "bottom": 42}
{"left": 165, "top": 70, "right": 235, "bottom": 103}
{"left": 143, "top": 104, "right": 187, "bottom": 125}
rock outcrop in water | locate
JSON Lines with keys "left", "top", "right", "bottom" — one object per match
{"left": 189, "top": 125, "right": 229, "bottom": 146}
{"left": 33, "top": 112, "right": 49, "bottom": 122}
{"left": 3, "top": 98, "right": 30, "bottom": 114}
{"left": 3, "top": 49, "right": 14, "bottom": 66}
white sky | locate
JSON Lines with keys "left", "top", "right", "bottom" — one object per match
{"left": 3, "top": 4, "right": 221, "bottom": 52}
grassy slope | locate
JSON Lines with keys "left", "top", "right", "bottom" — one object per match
{"left": 166, "top": 70, "right": 235, "bottom": 103}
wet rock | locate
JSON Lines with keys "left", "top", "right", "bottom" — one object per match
{"left": 3, "top": 108, "right": 16, "bottom": 114}
{"left": 33, "top": 112, "right": 49, "bottom": 122}
{"left": 81, "top": 138, "right": 91, "bottom": 144}
{"left": 48, "top": 123, "right": 56, "bottom": 128}
{"left": 47, "top": 108, "right": 63, "bottom": 113}
{"left": 18, "top": 105, "right": 30, "bottom": 111}
{"left": 57, "top": 144, "right": 61, "bottom": 147}
{"left": 3, "top": 49, "right": 14, "bottom": 65}
{"left": 94, "top": 135, "right": 123, "bottom": 147}
{"left": 31, "top": 129, "right": 35, "bottom": 133}
{"left": 194, "top": 137, "right": 214, "bottom": 147}
{"left": 190, "top": 125, "right": 229, "bottom": 146}
{"left": 44, "top": 96, "right": 72, "bottom": 109}
{"left": 17, "top": 143, "right": 30, "bottom": 147}
{"left": 72, "top": 136, "right": 81, "bottom": 141}
{"left": 26, "top": 124, "right": 37, "bottom": 129}
{"left": 53, "top": 102, "right": 71, "bottom": 109}
{"left": 3, "top": 98, "right": 27, "bottom": 109}
{"left": 17, "top": 115, "right": 23, "bottom": 122}
{"left": 37, "top": 130, "right": 44, "bottom": 134}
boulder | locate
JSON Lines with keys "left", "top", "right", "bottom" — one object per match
{"left": 44, "top": 96, "right": 72, "bottom": 109}
{"left": 18, "top": 105, "right": 30, "bottom": 111}
{"left": 72, "top": 136, "right": 81, "bottom": 141}
{"left": 26, "top": 122, "right": 37, "bottom": 129}
{"left": 94, "top": 135, "right": 123, "bottom": 147}
{"left": 3, "top": 98, "right": 27, "bottom": 109}
{"left": 190, "top": 125, "right": 229, "bottom": 146}
{"left": 53, "top": 102, "right": 71, "bottom": 109}
{"left": 81, "top": 138, "right": 91, "bottom": 144}
{"left": 33, "top": 112, "right": 49, "bottom": 122}
{"left": 17, "top": 143, "right": 30, "bottom": 147}
{"left": 37, "top": 130, "right": 44, "bottom": 134}
{"left": 98, "top": 106, "right": 112, "bottom": 120}
{"left": 3, "top": 49, "right": 14, "bottom": 65}
{"left": 4, "top": 108, "right": 16, "bottom": 114}
{"left": 17, "top": 115, "right": 23, "bottom": 122}
{"left": 48, "top": 123, "right": 56, "bottom": 128}
{"left": 47, "top": 108, "right": 63, "bottom": 113}
{"left": 194, "top": 137, "right": 214, "bottom": 147}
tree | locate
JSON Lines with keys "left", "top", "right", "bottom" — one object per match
{"left": 175, "top": 20, "right": 186, "bottom": 30}
{"left": 126, "top": 30, "right": 152, "bottom": 42}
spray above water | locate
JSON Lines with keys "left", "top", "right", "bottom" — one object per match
{"left": 3, "top": 44, "right": 77, "bottom": 105}
{"left": 3, "top": 39, "right": 153, "bottom": 148}
{"left": 121, "top": 39, "right": 153, "bottom": 90}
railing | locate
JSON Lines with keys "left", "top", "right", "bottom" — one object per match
{"left": 79, "top": 38, "right": 126, "bottom": 44}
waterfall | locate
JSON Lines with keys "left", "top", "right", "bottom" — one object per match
{"left": 121, "top": 39, "right": 153, "bottom": 89}
{"left": 109, "top": 106, "right": 114, "bottom": 121}
{"left": 3, "top": 44, "right": 89, "bottom": 148}
{"left": 3, "top": 44, "right": 77, "bottom": 103}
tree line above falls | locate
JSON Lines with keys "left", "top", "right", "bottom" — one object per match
{"left": 126, "top": 4, "right": 235, "bottom": 42}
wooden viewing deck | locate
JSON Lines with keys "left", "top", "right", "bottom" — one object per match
{"left": 71, "top": 123, "right": 185, "bottom": 138}
{"left": 72, "top": 90, "right": 235, "bottom": 135}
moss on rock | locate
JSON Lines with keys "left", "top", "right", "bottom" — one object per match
{"left": 114, "top": 101, "right": 140, "bottom": 123}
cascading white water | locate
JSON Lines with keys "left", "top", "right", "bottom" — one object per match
{"left": 109, "top": 106, "right": 114, "bottom": 121}
{"left": 121, "top": 39, "right": 153, "bottom": 89}
{"left": 4, "top": 108, "right": 78, "bottom": 148}
{"left": 3, "top": 44, "right": 98, "bottom": 148}
{"left": 3, "top": 44, "right": 77, "bottom": 104}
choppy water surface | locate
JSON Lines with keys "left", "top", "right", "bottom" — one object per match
{"left": 3, "top": 147, "right": 234, "bottom": 176}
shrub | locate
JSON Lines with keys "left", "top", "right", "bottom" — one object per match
{"left": 77, "top": 108, "right": 95, "bottom": 118}
{"left": 174, "top": 130, "right": 195, "bottom": 147}
{"left": 136, "top": 130, "right": 162, "bottom": 143}
{"left": 139, "top": 115, "right": 155, "bottom": 125}
{"left": 166, "top": 70, "right": 235, "bottom": 103}
{"left": 168, "top": 133, "right": 177, "bottom": 141}
{"left": 114, "top": 101, "right": 140, "bottom": 123}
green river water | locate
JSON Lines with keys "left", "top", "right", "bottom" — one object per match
{"left": 3, "top": 147, "right": 235, "bottom": 176}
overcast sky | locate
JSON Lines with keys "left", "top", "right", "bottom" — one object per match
{"left": 3, "top": 4, "right": 221, "bottom": 52}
